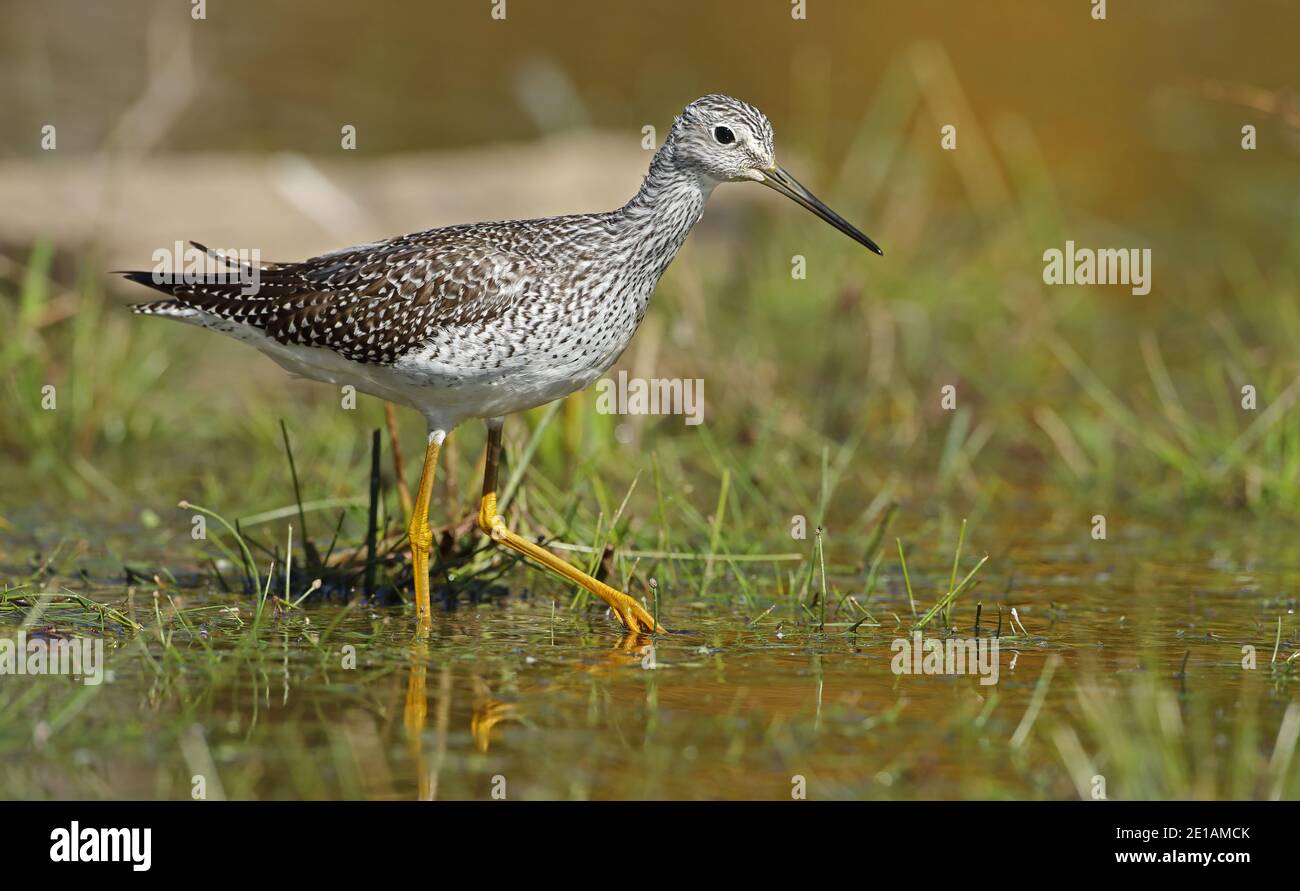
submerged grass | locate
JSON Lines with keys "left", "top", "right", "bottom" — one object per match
{"left": 0, "top": 579, "right": 1294, "bottom": 800}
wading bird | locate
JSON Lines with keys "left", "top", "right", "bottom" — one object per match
{"left": 124, "top": 94, "right": 882, "bottom": 634}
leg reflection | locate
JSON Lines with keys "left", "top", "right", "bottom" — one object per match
{"left": 403, "top": 649, "right": 451, "bottom": 801}
{"left": 471, "top": 676, "right": 520, "bottom": 754}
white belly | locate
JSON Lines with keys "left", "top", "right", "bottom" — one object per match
{"left": 158, "top": 299, "right": 643, "bottom": 432}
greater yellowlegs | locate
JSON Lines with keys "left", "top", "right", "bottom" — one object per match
{"left": 123, "top": 94, "right": 882, "bottom": 634}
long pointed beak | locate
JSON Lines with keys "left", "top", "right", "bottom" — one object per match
{"left": 757, "top": 165, "right": 883, "bottom": 256}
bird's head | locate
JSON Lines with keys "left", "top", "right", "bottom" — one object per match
{"left": 667, "top": 94, "right": 883, "bottom": 256}
{"left": 668, "top": 94, "right": 777, "bottom": 183}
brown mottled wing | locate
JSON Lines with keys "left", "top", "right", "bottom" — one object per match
{"left": 136, "top": 224, "right": 558, "bottom": 365}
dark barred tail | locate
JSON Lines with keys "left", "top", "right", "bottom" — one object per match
{"left": 118, "top": 241, "right": 262, "bottom": 313}
{"left": 129, "top": 298, "right": 187, "bottom": 315}
{"left": 118, "top": 271, "right": 186, "bottom": 314}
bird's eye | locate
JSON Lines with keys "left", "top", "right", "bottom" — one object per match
{"left": 713, "top": 126, "right": 735, "bottom": 145}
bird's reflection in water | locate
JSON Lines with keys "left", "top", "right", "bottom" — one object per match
{"left": 466, "top": 632, "right": 657, "bottom": 750}
{"left": 470, "top": 677, "right": 519, "bottom": 753}
{"left": 402, "top": 646, "right": 450, "bottom": 801}
{"left": 613, "top": 632, "right": 654, "bottom": 660}
{"left": 402, "top": 630, "right": 657, "bottom": 795}
{"left": 588, "top": 632, "right": 656, "bottom": 669}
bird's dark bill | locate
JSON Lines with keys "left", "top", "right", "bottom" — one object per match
{"left": 759, "top": 166, "right": 883, "bottom": 256}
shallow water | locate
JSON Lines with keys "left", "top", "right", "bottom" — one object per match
{"left": 2, "top": 511, "right": 1296, "bottom": 801}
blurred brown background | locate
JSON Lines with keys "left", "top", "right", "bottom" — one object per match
{"left": 2, "top": 0, "right": 1297, "bottom": 261}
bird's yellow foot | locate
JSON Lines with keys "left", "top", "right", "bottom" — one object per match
{"left": 597, "top": 585, "right": 660, "bottom": 635}
{"left": 477, "top": 493, "right": 664, "bottom": 634}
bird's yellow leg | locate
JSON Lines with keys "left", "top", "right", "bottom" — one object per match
{"left": 408, "top": 431, "right": 443, "bottom": 631}
{"left": 476, "top": 420, "right": 663, "bottom": 634}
